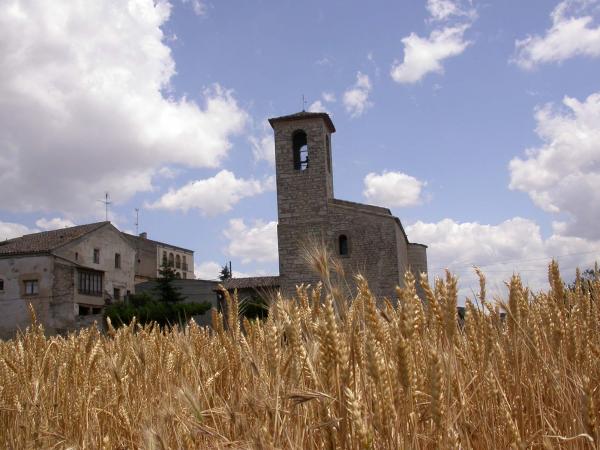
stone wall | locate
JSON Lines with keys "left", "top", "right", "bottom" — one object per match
{"left": 327, "top": 201, "right": 405, "bottom": 300}
{"left": 136, "top": 279, "right": 217, "bottom": 326}
{"left": 132, "top": 235, "right": 158, "bottom": 282}
{"left": 0, "top": 255, "right": 55, "bottom": 339}
{"left": 273, "top": 116, "right": 334, "bottom": 297}
{"left": 271, "top": 112, "right": 427, "bottom": 302}
{"left": 54, "top": 224, "right": 136, "bottom": 303}
{"left": 50, "top": 261, "right": 77, "bottom": 334}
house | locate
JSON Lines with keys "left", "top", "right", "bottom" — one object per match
{"left": 0, "top": 222, "right": 136, "bottom": 338}
{"left": 122, "top": 232, "right": 195, "bottom": 283}
{"left": 222, "top": 111, "right": 428, "bottom": 301}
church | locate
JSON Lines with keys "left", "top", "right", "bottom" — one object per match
{"left": 223, "top": 111, "right": 428, "bottom": 300}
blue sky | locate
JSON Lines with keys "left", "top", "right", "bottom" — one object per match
{"left": 1, "top": 0, "right": 600, "bottom": 297}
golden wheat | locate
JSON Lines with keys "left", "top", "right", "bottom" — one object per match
{"left": 0, "top": 261, "right": 599, "bottom": 449}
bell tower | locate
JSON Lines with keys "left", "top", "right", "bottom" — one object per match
{"left": 268, "top": 112, "right": 336, "bottom": 288}
{"left": 268, "top": 111, "right": 335, "bottom": 221}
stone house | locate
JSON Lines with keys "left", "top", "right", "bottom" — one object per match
{"left": 0, "top": 222, "right": 136, "bottom": 338}
{"left": 122, "top": 232, "right": 194, "bottom": 283}
{"left": 222, "top": 111, "right": 428, "bottom": 301}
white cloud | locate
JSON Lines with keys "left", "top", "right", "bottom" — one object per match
{"left": 35, "top": 217, "right": 76, "bottom": 231}
{"left": 0, "top": 0, "right": 247, "bottom": 217}
{"left": 156, "top": 166, "right": 179, "bottom": 179}
{"left": 391, "top": 0, "right": 474, "bottom": 84}
{"left": 363, "top": 171, "right": 426, "bottom": 207}
{"left": 224, "top": 219, "right": 278, "bottom": 264}
{"left": 513, "top": 0, "right": 600, "bottom": 69}
{"left": 195, "top": 261, "right": 222, "bottom": 280}
{"left": 427, "top": 0, "right": 462, "bottom": 21}
{"left": 426, "top": 0, "right": 477, "bottom": 22}
{"left": 308, "top": 92, "right": 336, "bottom": 114}
{"left": 146, "top": 170, "right": 274, "bottom": 215}
{"left": 322, "top": 92, "right": 336, "bottom": 103}
{"left": 308, "top": 100, "right": 330, "bottom": 114}
{"left": 509, "top": 92, "right": 600, "bottom": 240}
{"left": 0, "top": 221, "right": 36, "bottom": 241}
{"left": 315, "top": 57, "right": 331, "bottom": 66}
{"left": 181, "top": 0, "right": 207, "bottom": 16}
{"left": 343, "top": 72, "right": 373, "bottom": 118}
{"left": 249, "top": 124, "right": 275, "bottom": 166}
{"left": 390, "top": 24, "right": 471, "bottom": 83}
{"left": 407, "top": 217, "right": 600, "bottom": 300}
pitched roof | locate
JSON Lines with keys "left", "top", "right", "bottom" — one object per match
{"left": 268, "top": 111, "right": 336, "bottom": 133}
{"left": 221, "top": 276, "right": 280, "bottom": 290}
{"left": 0, "top": 222, "right": 109, "bottom": 256}
{"left": 121, "top": 232, "right": 194, "bottom": 254}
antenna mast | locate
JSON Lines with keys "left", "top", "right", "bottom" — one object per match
{"left": 99, "top": 192, "right": 112, "bottom": 221}
{"left": 135, "top": 208, "right": 139, "bottom": 235}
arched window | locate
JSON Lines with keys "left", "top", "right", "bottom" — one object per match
{"left": 326, "top": 135, "right": 331, "bottom": 173}
{"left": 292, "top": 130, "right": 308, "bottom": 171}
{"left": 339, "top": 234, "right": 349, "bottom": 256}
{"left": 176, "top": 254, "right": 181, "bottom": 269}
{"left": 168, "top": 252, "right": 174, "bottom": 268}
{"left": 162, "top": 251, "right": 167, "bottom": 266}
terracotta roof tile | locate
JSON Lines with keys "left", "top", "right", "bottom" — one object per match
{"left": 121, "top": 232, "right": 193, "bottom": 253}
{"left": 0, "top": 222, "right": 109, "bottom": 256}
{"left": 221, "top": 276, "right": 280, "bottom": 290}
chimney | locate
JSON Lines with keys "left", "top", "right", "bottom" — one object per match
{"left": 139, "top": 232, "right": 147, "bottom": 239}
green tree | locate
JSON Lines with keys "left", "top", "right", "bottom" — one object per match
{"left": 105, "top": 265, "right": 211, "bottom": 328}
{"left": 155, "top": 264, "right": 186, "bottom": 303}
{"left": 219, "top": 264, "right": 231, "bottom": 281}
{"left": 569, "top": 264, "right": 599, "bottom": 293}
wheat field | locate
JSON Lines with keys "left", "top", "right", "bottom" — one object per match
{"left": 1, "top": 261, "right": 599, "bottom": 449}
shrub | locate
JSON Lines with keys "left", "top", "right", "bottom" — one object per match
{"left": 105, "top": 293, "right": 211, "bottom": 327}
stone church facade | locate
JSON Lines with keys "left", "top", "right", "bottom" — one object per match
{"left": 268, "top": 111, "right": 427, "bottom": 299}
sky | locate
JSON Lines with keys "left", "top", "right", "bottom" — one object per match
{"left": 1, "top": 0, "right": 600, "bottom": 301}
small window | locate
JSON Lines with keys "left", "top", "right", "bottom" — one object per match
{"left": 78, "top": 305, "right": 90, "bottom": 316}
{"left": 339, "top": 234, "right": 349, "bottom": 256}
{"left": 292, "top": 130, "right": 308, "bottom": 171}
{"left": 93, "top": 248, "right": 100, "bottom": 264}
{"left": 115, "top": 253, "right": 121, "bottom": 269}
{"left": 0, "top": 278, "right": 4, "bottom": 291}
{"left": 75, "top": 252, "right": 79, "bottom": 261}
{"left": 168, "top": 253, "right": 174, "bottom": 268}
{"left": 113, "top": 288, "right": 121, "bottom": 301}
{"left": 176, "top": 254, "right": 181, "bottom": 269}
{"left": 92, "top": 307, "right": 102, "bottom": 315}
{"left": 24, "top": 280, "right": 39, "bottom": 295}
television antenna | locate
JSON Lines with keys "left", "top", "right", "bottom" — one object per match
{"left": 98, "top": 192, "right": 112, "bottom": 221}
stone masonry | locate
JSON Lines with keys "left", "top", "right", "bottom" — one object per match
{"left": 268, "top": 111, "right": 427, "bottom": 300}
